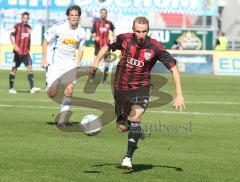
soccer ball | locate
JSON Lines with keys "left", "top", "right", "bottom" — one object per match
{"left": 80, "top": 115, "right": 102, "bottom": 136}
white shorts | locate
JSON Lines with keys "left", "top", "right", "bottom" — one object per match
{"left": 46, "top": 64, "right": 77, "bottom": 89}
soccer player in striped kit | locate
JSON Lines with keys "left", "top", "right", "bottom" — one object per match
{"left": 9, "top": 12, "right": 41, "bottom": 94}
{"left": 91, "top": 8, "right": 115, "bottom": 84}
{"left": 89, "top": 16, "right": 185, "bottom": 169}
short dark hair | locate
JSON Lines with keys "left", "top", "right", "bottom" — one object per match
{"left": 133, "top": 16, "right": 149, "bottom": 31}
{"left": 100, "top": 8, "right": 107, "bottom": 13}
{"left": 21, "top": 11, "right": 30, "bottom": 17}
{"left": 66, "top": 5, "right": 81, "bottom": 16}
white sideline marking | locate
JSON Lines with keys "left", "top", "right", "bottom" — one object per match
{"left": 0, "top": 98, "right": 240, "bottom": 105}
{"left": 185, "top": 101, "right": 240, "bottom": 105}
{"left": 0, "top": 104, "right": 239, "bottom": 117}
{"left": 0, "top": 104, "right": 59, "bottom": 110}
{"left": 37, "top": 89, "right": 238, "bottom": 94}
{"left": 147, "top": 110, "right": 240, "bottom": 117}
{"left": 0, "top": 104, "right": 96, "bottom": 111}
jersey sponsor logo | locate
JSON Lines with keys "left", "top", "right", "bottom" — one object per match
{"left": 99, "top": 27, "right": 108, "bottom": 33}
{"left": 105, "top": 24, "right": 110, "bottom": 29}
{"left": 127, "top": 57, "right": 144, "bottom": 67}
{"left": 21, "top": 32, "right": 30, "bottom": 39}
{"left": 144, "top": 52, "right": 151, "bottom": 60}
{"left": 63, "top": 38, "right": 78, "bottom": 45}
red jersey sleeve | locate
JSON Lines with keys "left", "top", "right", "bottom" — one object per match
{"left": 108, "top": 34, "right": 124, "bottom": 51}
{"left": 153, "top": 41, "right": 176, "bottom": 69}
{"left": 10, "top": 23, "right": 17, "bottom": 37}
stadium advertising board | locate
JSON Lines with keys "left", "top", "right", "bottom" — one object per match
{"left": 3, "top": 47, "right": 239, "bottom": 76}
{"left": 152, "top": 50, "right": 214, "bottom": 74}
{"left": 0, "top": 45, "right": 118, "bottom": 71}
{"left": 149, "top": 29, "right": 213, "bottom": 50}
{"left": 213, "top": 51, "right": 240, "bottom": 75}
{"left": 0, "top": 45, "right": 43, "bottom": 70}
{"left": 1, "top": 45, "right": 214, "bottom": 74}
{"left": 61, "top": 28, "right": 213, "bottom": 50}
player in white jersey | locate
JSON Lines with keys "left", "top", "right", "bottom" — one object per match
{"left": 41, "top": 5, "right": 86, "bottom": 126}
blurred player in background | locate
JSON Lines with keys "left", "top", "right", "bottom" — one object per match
{"left": 89, "top": 16, "right": 185, "bottom": 169}
{"left": 9, "top": 11, "right": 41, "bottom": 94}
{"left": 41, "top": 5, "right": 86, "bottom": 126}
{"left": 91, "top": 8, "right": 115, "bottom": 84}
{"left": 215, "top": 31, "right": 228, "bottom": 50}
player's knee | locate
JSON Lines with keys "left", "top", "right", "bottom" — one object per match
{"left": 129, "top": 111, "right": 143, "bottom": 122}
{"left": 64, "top": 87, "right": 73, "bottom": 97}
{"left": 47, "top": 88, "right": 57, "bottom": 98}
{"left": 27, "top": 67, "right": 33, "bottom": 72}
{"left": 11, "top": 68, "right": 17, "bottom": 74}
{"left": 48, "top": 92, "right": 56, "bottom": 98}
{"left": 129, "top": 117, "right": 141, "bottom": 122}
{"left": 129, "top": 105, "right": 144, "bottom": 121}
{"left": 64, "top": 92, "right": 72, "bottom": 98}
{"left": 104, "top": 62, "right": 109, "bottom": 67}
{"left": 10, "top": 71, "right": 16, "bottom": 75}
{"left": 129, "top": 111, "right": 141, "bottom": 122}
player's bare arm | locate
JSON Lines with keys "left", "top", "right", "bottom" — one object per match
{"left": 170, "top": 65, "right": 185, "bottom": 112}
{"left": 41, "top": 39, "right": 48, "bottom": 68}
{"left": 89, "top": 45, "right": 109, "bottom": 75}
{"left": 91, "top": 33, "right": 99, "bottom": 42}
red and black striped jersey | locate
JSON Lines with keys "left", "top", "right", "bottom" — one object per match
{"left": 10, "top": 22, "right": 31, "bottom": 55}
{"left": 91, "top": 18, "right": 115, "bottom": 48}
{"left": 108, "top": 33, "right": 177, "bottom": 91}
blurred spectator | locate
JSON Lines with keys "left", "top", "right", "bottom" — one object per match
{"left": 215, "top": 31, "right": 228, "bottom": 50}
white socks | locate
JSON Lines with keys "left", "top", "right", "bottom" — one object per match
{"left": 58, "top": 96, "right": 72, "bottom": 123}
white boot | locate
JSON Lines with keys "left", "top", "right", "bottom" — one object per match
{"left": 30, "top": 87, "right": 41, "bottom": 94}
{"left": 9, "top": 88, "right": 17, "bottom": 94}
{"left": 121, "top": 157, "right": 132, "bottom": 169}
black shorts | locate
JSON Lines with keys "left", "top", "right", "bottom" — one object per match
{"left": 94, "top": 43, "right": 109, "bottom": 60}
{"left": 12, "top": 51, "right": 32, "bottom": 68}
{"left": 114, "top": 86, "right": 150, "bottom": 118}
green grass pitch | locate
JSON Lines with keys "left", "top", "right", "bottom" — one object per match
{"left": 0, "top": 70, "right": 239, "bottom": 182}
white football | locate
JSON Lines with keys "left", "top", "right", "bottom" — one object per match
{"left": 80, "top": 115, "right": 102, "bottom": 136}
